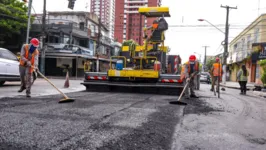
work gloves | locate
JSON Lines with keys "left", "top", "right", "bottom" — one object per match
{"left": 26, "top": 61, "right": 31, "bottom": 67}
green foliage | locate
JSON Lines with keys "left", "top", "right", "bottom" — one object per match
{"left": 259, "top": 60, "right": 266, "bottom": 86}
{"left": 122, "top": 39, "right": 138, "bottom": 52}
{"left": 259, "top": 59, "right": 266, "bottom": 67}
{"left": 122, "top": 39, "right": 138, "bottom": 46}
{"left": 0, "top": 0, "right": 28, "bottom": 39}
{"left": 206, "top": 58, "right": 215, "bottom": 71}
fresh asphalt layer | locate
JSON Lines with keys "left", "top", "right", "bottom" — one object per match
{"left": 0, "top": 84, "right": 265, "bottom": 150}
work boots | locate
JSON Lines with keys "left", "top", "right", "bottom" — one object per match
{"left": 18, "top": 87, "right": 26, "bottom": 93}
{"left": 26, "top": 90, "right": 31, "bottom": 98}
{"left": 190, "top": 94, "right": 199, "bottom": 98}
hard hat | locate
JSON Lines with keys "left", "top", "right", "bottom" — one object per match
{"left": 216, "top": 57, "right": 220, "bottom": 62}
{"left": 189, "top": 55, "right": 196, "bottom": 61}
{"left": 30, "top": 38, "right": 40, "bottom": 47}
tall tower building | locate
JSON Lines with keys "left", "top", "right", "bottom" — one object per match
{"left": 91, "top": 0, "right": 115, "bottom": 40}
{"left": 114, "top": 0, "right": 161, "bottom": 44}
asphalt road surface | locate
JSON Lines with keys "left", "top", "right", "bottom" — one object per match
{"left": 0, "top": 84, "right": 265, "bottom": 150}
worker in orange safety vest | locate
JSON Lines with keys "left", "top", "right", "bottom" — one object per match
{"left": 210, "top": 57, "right": 223, "bottom": 92}
{"left": 18, "top": 38, "right": 40, "bottom": 97}
{"left": 183, "top": 55, "right": 200, "bottom": 99}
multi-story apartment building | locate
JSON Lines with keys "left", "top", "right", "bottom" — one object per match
{"left": 31, "top": 11, "right": 118, "bottom": 77}
{"left": 90, "top": 0, "right": 115, "bottom": 40}
{"left": 114, "top": 0, "right": 161, "bottom": 45}
{"left": 228, "top": 13, "right": 266, "bottom": 84}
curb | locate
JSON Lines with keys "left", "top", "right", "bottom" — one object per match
{"left": 253, "top": 91, "right": 266, "bottom": 98}
{"left": 220, "top": 84, "right": 253, "bottom": 90}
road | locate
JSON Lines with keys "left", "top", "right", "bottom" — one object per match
{"left": 0, "top": 83, "right": 265, "bottom": 150}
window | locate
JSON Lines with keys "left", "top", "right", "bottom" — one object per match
{"left": 247, "top": 35, "right": 251, "bottom": 50}
{"left": 0, "top": 49, "right": 18, "bottom": 61}
{"left": 254, "top": 28, "right": 260, "bottom": 43}
{"left": 256, "top": 63, "right": 260, "bottom": 78}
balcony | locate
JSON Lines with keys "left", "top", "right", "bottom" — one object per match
{"left": 32, "top": 19, "right": 93, "bottom": 39}
{"left": 125, "top": 0, "right": 148, "bottom": 4}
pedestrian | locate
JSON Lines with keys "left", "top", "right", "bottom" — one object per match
{"left": 184, "top": 55, "right": 199, "bottom": 99}
{"left": 210, "top": 57, "right": 222, "bottom": 92}
{"left": 18, "top": 38, "right": 40, "bottom": 97}
{"left": 237, "top": 64, "right": 249, "bottom": 95}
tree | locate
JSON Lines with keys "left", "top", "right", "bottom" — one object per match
{"left": 206, "top": 58, "right": 215, "bottom": 71}
{"left": 259, "top": 59, "right": 266, "bottom": 88}
{"left": 0, "top": 0, "right": 28, "bottom": 43}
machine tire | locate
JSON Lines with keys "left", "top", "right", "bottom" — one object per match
{"left": 0, "top": 81, "right": 5, "bottom": 86}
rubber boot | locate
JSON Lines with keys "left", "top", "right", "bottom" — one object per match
{"left": 18, "top": 87, "right": 26, "bottom": 93}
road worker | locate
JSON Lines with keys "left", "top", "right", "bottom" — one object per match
{"left": 18, "top": 38, "right": 40, "bottom": 97}
{"left": 194, "top": 59, "right": 202, "bottom": 90}
{"left": 183, "top": 55, "right": 199, "bottom": 99}
{"left": 210, "top": 57, "right": 222, "bottom": 92}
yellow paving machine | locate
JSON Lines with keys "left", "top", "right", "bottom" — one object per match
{"left": 82, "top": 7, "right": 184, "bottom": 95}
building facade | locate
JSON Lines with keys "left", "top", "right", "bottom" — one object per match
{"left": 227, "top": 14, "right": 266, "bottom": 84}
{"left": 31, "top": 11, "right": 119, "bottom": 77}
{"left": 90, "top": 0, "right": 115, "bottom": 40}
{"left": 114, "top": 0, "right": 161, "bottom": 45}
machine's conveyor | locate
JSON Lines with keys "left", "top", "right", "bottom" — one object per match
{"left": 81, "top": 72, "right": 184, "bottom": 95}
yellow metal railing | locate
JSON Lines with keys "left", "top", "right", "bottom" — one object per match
{"left": 133, "top": 56, "right": 157, "bottom": 70}
{"left": 109, "top": 56, "right": 127, "bottom": 69}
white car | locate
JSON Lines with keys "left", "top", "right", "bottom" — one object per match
{"left": 0, "top": 48, "right": 20, "bottom": 86}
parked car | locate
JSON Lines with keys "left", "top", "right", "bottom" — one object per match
{"left": 0, "top": 48, "right": 20, "bottom": 86}
{"left": 200, "top": 72, "right": 211, "bottom": 84}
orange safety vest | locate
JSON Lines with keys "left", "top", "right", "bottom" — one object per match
{"left": 19, "top": 44, "right": 39, "bottom": 73}
{"left": 180, "top": 64, "right": 186, "bottom": 81}
{"left": 187, "top": 61, "right": 199, "bottom": 73}
{"left": 180, "top": 61, "right": 199, "bottom": 80}
{"left": 212, "top": 63, "right": 222, "bottom": 76}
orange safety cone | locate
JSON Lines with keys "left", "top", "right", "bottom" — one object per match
{"left": 64, "top": 71, "right": 69, "bottom": 88}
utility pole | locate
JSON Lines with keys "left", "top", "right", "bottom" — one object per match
{"left": 26, "top": 0, "right": 33, "bottom": 43}
{"left": 221, "top": 5, "right": 237, "bottom": 86}
{"left": 202, "top": 46, "right": 209, "bottom": 71}
{"left": 96, "top": 17, "right": 101, "bottom": 72}
{"left": 40, "top": 0, "right": 46, "bottom": 74}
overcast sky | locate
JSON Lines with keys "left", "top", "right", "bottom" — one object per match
{"left": 30, "top": 0, "right": 266, "bottom": 62}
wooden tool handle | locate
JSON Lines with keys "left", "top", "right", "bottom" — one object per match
{"left": 36, "top": 70, "right": 69, "bottom": 99}
{"left": 178, "top": 81, "right": 190, "bottom": 101}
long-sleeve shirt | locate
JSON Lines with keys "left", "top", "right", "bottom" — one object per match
{"left": 237, "top": 69, "right": 249, "bottom": 81}
{"left": 20, "top": 44, "right": 39, "bottom": 67}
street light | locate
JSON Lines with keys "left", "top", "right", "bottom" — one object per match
{"left": 198, "top": 19, "right": 225, "bottom": 34}
{"left": 198, "top": 18, "right": 227, "bottom": 87}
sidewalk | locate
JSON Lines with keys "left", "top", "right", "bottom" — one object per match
{"left": 0, "top": 79, "right": 85, "bottom": 98}
{"left": 220, "top": 81, "right": 266, "bottom": 98}
{"left": 220, "top": 81, "right": 255, "bottom": 90}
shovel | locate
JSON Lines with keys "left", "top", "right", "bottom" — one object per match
{"left": 169, "top": 79, "right": 189, "bottom": 105}
{"left": 34, "top": 69, "right": 75, "bottom": 103}
{"left": 169, "top": 72, "right": 198, "bottom": 105}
